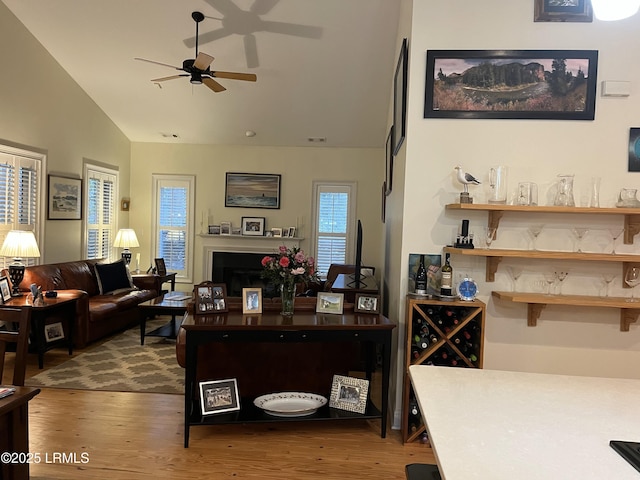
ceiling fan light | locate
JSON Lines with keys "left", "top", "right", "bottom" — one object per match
{"left": 190, "top": 73, "right": 202, "bottom": 84}
{"left": 592, "top": 0, "right": 640, "bottom": 20}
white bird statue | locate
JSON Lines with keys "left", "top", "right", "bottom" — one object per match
{"left": 454, "top": 165, "right": 481, "bottom": 193}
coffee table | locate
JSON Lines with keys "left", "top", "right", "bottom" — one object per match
{"left": 138, "top": 293, "right": 190, "bottom": 345}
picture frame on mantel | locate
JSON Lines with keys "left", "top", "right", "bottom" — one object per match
{"left": 48, "top": 174, "right": 82, "bottom": 220}
{"left": 534, "top": 0, "right": 593, "bottom": 22}
{"left": 424, "top": 49, "right": 598, "bottom": 121}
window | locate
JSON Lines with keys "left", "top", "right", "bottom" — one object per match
{"left": 311, "top": 182, "right": 357, "bottom": 278}
{"left": 152, "top": 174, "right": 194, "bottom": 282}
{"left": 84, "top": 164, "right": 117, "bottom": 260}
{"left": 0, "top": 145, "right": 44, "bottom": 269}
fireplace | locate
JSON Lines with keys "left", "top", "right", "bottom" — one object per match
{"left": 212, "top": 251, "right": 278, "bottom": 298}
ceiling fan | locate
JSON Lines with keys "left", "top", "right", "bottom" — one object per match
{"left": 134, "top": 11, "right": 257, "bottom": 93}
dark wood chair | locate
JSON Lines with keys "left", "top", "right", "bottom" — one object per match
{"left": 0, "top": 306, "right": 31, "bottom": 386}
{"left": 324, "top": 264, "right": 376, "bottom": 291}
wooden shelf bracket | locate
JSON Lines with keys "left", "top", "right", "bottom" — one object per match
{"left": 527, "top": 303, "right": 546, "bottom": 326}
{"left": 485, "top": 256, "right": 502, "bottom": 282}
{"left": 624, "top": 214, "right": 640, "bottom": 244}
{"left": 620, "top": 309, "right": 640, "bottom": 332}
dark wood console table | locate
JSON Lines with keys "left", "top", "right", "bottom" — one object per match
{"left": 181, "top": 311, "right": 395, "bottom": 447}
{"left": 0, "top": 386, "right": 40, "bottom": 480}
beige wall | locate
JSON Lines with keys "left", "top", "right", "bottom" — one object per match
{"left": 0, "top": 2, "right": 131, "bottom": 263}
{"left": 129, "top": 143, "right": 384, "bottom": 287}
{"left": 386, "top": 0, "right": 640, "bottom": 427}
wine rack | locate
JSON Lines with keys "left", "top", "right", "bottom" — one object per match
{"left": 402, "top": 296, "right": 485, "bottom": 444}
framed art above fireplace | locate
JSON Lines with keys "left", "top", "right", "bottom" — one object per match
{"left": 225, "top": 173, "right": 281, "bottom": 209}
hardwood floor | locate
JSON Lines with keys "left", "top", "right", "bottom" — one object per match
{"left": 4, "top": 337, "right": 435, "bottom": 479}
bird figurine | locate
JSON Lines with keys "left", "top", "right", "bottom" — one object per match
{"left": 454, "top": 165, "right": 481, "bottom": 193}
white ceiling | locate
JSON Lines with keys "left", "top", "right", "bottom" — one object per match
{"left": 2, "top": 0, "right": 401, "bottom": 148}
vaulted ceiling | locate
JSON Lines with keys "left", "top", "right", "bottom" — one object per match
{"left": 2, "top": 0, "right": 401, "bottom": 147}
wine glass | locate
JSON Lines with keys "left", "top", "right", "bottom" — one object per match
{"left": 543, "top": 272, "right": 557, "bottom": 295}
{"left": 527, "top": 224, "right": 544, "bottom": 250}
{"left": 601, "top": 273, "right": 615, "bottom": 297}
{"left": 625, "top": 267, "right": 640, "bottom": 302}
{"left": 506, "top": 266, "right": 523, "bottom": 292}
{"left": 555, "top": 271, "right": 568, "bottom": 295}
{"left": 485, "top": 227, "right": 497, "bottom": 249}
{"left": 572, "top": 227, "right": 589, "bottom": 253}
{"left": 609, "top": 227, "right": 624, "bottom": 254}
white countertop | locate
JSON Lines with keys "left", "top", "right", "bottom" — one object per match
{"left": 409, "top": 365, "right": 640, "bottom": 479}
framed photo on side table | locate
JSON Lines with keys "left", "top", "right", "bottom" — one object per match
{"left": 329, "top": 374, "right": 370, "bottom": 414}
{"left": 354, "top": 294, "right": 380, "bottom": 314}
{"left": 0, "top": 276, "right": 11, "bottom": 303}
{"left": 48, "top": 174, "right": 82, "bottom": 220}
{"left": 154, "top": 258, "right": 167, "bottom": 276}
{"left": 199, "top": 378, "right": 240, "bottom": 416}
{"left": 211, "top": 283, "right": 228, "bottom": 313}
{"left": 44, "top": 322, "right": 65, "bottom": 342}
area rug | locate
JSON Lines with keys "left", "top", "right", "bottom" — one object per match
{"left": 26, "top": 319, "right": 184, "bottom": 394}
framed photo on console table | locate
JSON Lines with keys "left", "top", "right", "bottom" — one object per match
{"left": 154, "top": 258, "right": 167, "bottom": 276}
{"left": 199, "top": 378, "right": 240, "bottom": 416}
{"left": 0, "top": 276, "right": 11, "bottom": 303}
{"left": 211, "top": 283, "right": 228, "bottom": 313}
{"left": 424, "top": 49, "right": 598, "bottom": 120}
{"left": 354, "top": 294, "right": 380, "bottom": 314}
{"left": 242, "top": 287, "right": 263, "bottom": 314}
{"left": 329, "top": 374, "right": 369, "bottom": 414}
{"left": 194, "top": 282, "right": 215, "bottom": 314}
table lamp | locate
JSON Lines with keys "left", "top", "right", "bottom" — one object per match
{"left": 0, "top": 230, "right": 41, "bottom": 296}
{"left": 113, "top": 228, "right": 139, "bottom": 265}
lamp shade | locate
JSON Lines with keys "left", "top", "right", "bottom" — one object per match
{"left": 591, "top": 0, "right": 640, "bottom": 20}
{"left": 113, "top": 229, "right": 140, "bottom": 248}
{"left": 0, "top": 230, "right": 41, "bottom": 259}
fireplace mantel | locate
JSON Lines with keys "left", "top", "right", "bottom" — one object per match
{"left": 200, "top": 234, "right": 303, "bottom": 282}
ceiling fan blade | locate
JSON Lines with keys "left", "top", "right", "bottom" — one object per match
{"left": 134, "top": 57, "right": 181, "bottom": 70}
{"left": 249, "top": 0, "right": 279, "bottom": 16}
{"left": 183, "top": 27, "right": 231, "bottom": 49}
{"left": 203, "top": 77, "right": 226, "bottom": 93}
{"left": 151, "top": 75, "right": 187, "bottom": 82}
{"left": 193, "top": 52, "right": 215, "bottom": 71}
{"left": 243, "top": 34, "right": 259, "bottom": 68}
{"left": 261, "top": 21, "right": 323, "bottom": 39}
{"left": 211, "top": 71, "right": 257, "bottom": 82}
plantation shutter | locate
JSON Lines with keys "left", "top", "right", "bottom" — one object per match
{"left": 152, "top": 174, "right": 194, "bottom": 282}
{"left": 312, "top": 183, "right": 356, "bottom": 278}
{"left": 0, "top": 147, "right": 43, "bottom": 269}
{"left": 85, "top": 167, "right": 116, "bottom": 260}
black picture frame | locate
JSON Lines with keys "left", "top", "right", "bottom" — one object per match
{"left": 199, "top": 378, "right": 240, "bottom": 416}
{"left": 629, "top": 128, "right": 640, "bottom": 172}
{"left": 225, "top": 173, "right": 281, "bottom": 209}
{"left": 241, "top": 216, "right": 266, "bottom": 236}
{"left": 424, "top": 49, "right": 598, "bottom": 120}
{"left": 534, "top": 0, "right": 593, "bottom": 22}
{"left": 385, "top": 125, "right": 394, "bottom": 196}
{"left": 154, "top": 258, "right": 167, "bottom": 276}
{"left": 393, "top": 38, "right": 408, "bottom": 155}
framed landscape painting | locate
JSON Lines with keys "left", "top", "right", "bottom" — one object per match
{"left": 225, "top": 173, "right": 281, "bottom": 209}
{"left": 424, "top": 49, "right": 598, "bottom": 120}
{"left": 48, "top": 174, "right": 82, "bottom": 220}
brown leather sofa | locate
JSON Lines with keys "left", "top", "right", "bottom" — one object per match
{"left": 5, "top": 259, "right": 161, "bottom": 348}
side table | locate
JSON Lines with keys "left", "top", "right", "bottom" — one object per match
{"left": 2, "top": 290, "right": 83, "bottom": 369}
{"left": 132, "top": 272, "right": 177, "bottom": 293}
{"left": 138, "top": 293, "right": 190, "bottom": 345}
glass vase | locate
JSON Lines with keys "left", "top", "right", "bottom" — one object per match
{"left": 280, "top": 282, "right": 296, "bottom": 316}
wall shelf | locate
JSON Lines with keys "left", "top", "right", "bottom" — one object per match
{"left": 492, "top": 291, "right": 640, "bottom": 332}
{"left": 445, "top": 203, "right": 640, "bottom": 244}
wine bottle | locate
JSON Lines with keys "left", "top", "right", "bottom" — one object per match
{"left": 440, "top": 253, "right": 453, "bottom": 296}
{"left": 415, "top": 255, "right": 427, "bottom": 295}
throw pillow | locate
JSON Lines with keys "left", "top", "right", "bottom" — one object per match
{"left": 95, "top": 260, "right": 136, "bottom": 295}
